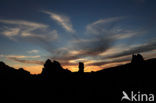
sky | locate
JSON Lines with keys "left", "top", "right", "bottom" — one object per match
{"left": 0, "top": 0, "right": 156, "bottom": 74}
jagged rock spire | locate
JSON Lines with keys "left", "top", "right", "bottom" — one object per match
{"left": 78, "top": 62, "right": 84, "bottom": 73}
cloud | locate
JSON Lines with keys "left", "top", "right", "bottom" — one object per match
{"left": 47, "top": 17, "right": 151, "bottom": 68}
{"left": 0, "top": 19, "right": 58, "bottom": 41}
{"left": 89, "top": 39, "right": 156, "bottom": 66}
{"left": 43, "top": 11, "right": 75, "bottom": 33}
{"left": 73, "top": 37, "right": 114, "bottom": 56}
{"left": 0, "top": 54, "right": 43, "bottom": 65}
{"left": 0, "top": 16, "right": 154, "bottom": 71}
{"left": 106, "top": 40, "right": 156, "bottom": 59}
{"left": 27, "top": 50, "right": 39, "bottom": 54}
{"left": 0, "top": 54, "right": 40, "bottom": 59}
{"left": 21, "top": 29, "right": 58, "bottom": 41}
{"left": 86, "top": 17, "right": 123, "bottom": 35}
{"left": 85, "top": 39, "right": 156, "bottom": 65}
{"left": 61, "top": 17, "right": 138, "bottom": 58}
{"left": 0, "top": 19, "right": 48, "bottom": 28}
{"left": 87, "top": 55, "right": 131, "bottom": 66}
{"left": 73, "top": 17, "right": 145, "bottom": 57}
{"left": 86, "top": 17, "right": 141, "bottom": 39}
{"left": 1, "top": 27, "right": 20, "bottom": 40}
{"left": 8, "top": 57, "right": 44, "bottom": 65}
{"left": 2, "top": 28, "right": 20, "bottom": 37}
{"left": 1, "top": 17, "right": 142, "bottom": 68}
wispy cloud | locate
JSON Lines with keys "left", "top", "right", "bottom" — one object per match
{"left": 2, "top": 28, "right": 20, "bottom": 36}
{"left": 0, "top": 19, "right": 58, "bottom": 41}
{"left": 27, "top": 50, "right": 39, "bottom": 54}
{"left": 83, "top": 40, "right": 156, "bottom": 67}
{"left": 86, "top": 16, "right": 140, "bottom": 40}
{"left": 63, "top": 17, "right": 136, "bottom": 58}
{"left": 46, "top": 17, "right": 151, "bottom": 68}
{"left": 87, "top": 56, "right": 131, "bottom": 66}
{"left": 21, "top": 29, "right": 58, "bottom": 41}
{"left": 0, "top": 54, "right": 43, "bottom": 65}
{"left": 86, "top": 17, "right": 123, "bottom": 35}
{"left": 0, "top": 54, "right": 40, "bottom": 59}
{"left": 106, "top": 40, "right": 156, "bottom": 59}
{"left": 8, "top": 57, "right": 44, "bottom": 65}
{"left": 43, "top": 11, "right": 75, "bottom": 33}
{"left": 0, "top": 19, "right": 48, "bottom": 28}
{"left": 1, "top": 27, "right": 20, "bottom": 40}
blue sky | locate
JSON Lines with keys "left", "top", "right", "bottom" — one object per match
{"left": 0, "top": 0, "right": 156, "bottom": 74}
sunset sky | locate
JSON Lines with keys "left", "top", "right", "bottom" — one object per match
{"left": 0, "top": 0, "right": 156, "bottom": 74}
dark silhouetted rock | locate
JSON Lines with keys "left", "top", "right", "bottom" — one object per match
{"left": 78, "top": 62, "right": 84, "bottom": 73}
{"left": 0, "top": 61, "right": 31, "bottom": 80}
{"left": 131, "top": 53, "right": 144, "bottom": 64}
{"left": 0, "top": 54, "right": 156, "bottom": 102}
{"left": 41, "top": 59, "right": 71, "bottom": 79}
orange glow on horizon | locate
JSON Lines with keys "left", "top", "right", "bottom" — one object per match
{"left": 63, "top": 60, "right": 130, "bottom": 72}
{"left": 12, "top": 61, "right": 130, "bottom": 74}
{"left": 14, "top": 65, "right": 43, "bottom": 74}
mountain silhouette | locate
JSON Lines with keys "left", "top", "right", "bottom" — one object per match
{"left": 0, "top": 54, "right": 155, "bottom": 102}
{"left": 0, "top": 61, "right": 31, "bottom": 80}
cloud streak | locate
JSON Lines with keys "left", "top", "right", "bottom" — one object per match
{"left": 0, "top": 54, "right": 43, "bottom": 65}
{"left": 43, "top": 11, "right": 75, "bottom": 33}
{"left": 0, "top": 54, "right": 41, "bottom": 59}
{"left": 60, "top": 17, "right": 140, "bottom": 58}
{"left": 8, "top": 57, "right": 44, "bottom": 65}
{"left": 0, "top": 19, "right": 58, "bottom": 41}
{"left": 27, "top": 50, "right": 39, "bottom": 54}
{"left": 86, "top": 17, "right": 123, "bottom": 35}
{"left": 47, "top": 16, "right": 155, "bottom": 68}
{"left": 0, "top": 19, "right": 48, "bottom": 28}
{"left": 106, "top": 40, "right": 156, "bottom": 59}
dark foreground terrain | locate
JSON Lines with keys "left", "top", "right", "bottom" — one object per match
{"left": 0, "top": 54, "right": 155, "bottom": 103}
